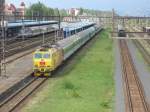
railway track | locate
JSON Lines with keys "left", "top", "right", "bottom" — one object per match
{"left": 133, "top": 40, "right": 150, "bottom": 65}
{"left": 119, "top": 39, "right": 149, "bottom": 112}
{"left": 6, "top": 32, "right": 54, "bottom": 49}
{"left": 3, "top": 33, "right": 55, "bottom": 58}
{"left": 5, "top": 36, "right": 55, "bottom": 58}
{"left": 0, "top": 76, "right": 47, "bottom": 112}
{"left": 3, "top": 31, "right": 56, "bottom": 45}
{"left": 147, "top": 40, "right": 150, "bottom": 45}
{"left": 126, "top": 27, "right": 150, "bottom": 65}
{"left": 1, "top": 37, "right": 56, "bottom": 65}
{"left": 5, "top": 37, "right": 45, "bottom": 50}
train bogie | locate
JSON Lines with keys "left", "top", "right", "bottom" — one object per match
{"left": 34, "top": 72, "right": 51, "bottom": 77}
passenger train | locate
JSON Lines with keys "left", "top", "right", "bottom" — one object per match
{"left": 0, "top": 20, "right": 58, "bottom": 39}
{"left": 18, "top": 25, "right": 56, "bottom": 38}
{"left": 33, "top": 23, "right": 101, "bottom": 76}
{"left": 62, "top": 22, "right": 96, "bottom": 38}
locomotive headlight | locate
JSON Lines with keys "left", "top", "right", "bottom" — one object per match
{"left": 34, "top": 65, "right": 38, "bottom": 68}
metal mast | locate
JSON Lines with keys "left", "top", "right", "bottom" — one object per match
{"left": 112, "top": 9, "right": 115, "bottom": 37}
{"left": 0, "top": 0, "right": 5, "bottom": 77}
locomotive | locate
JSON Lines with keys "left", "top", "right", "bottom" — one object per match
{"left": 118, "top": 25, "right": 126, "bottom": 37}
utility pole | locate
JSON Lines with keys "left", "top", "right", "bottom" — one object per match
{"left": 0, "top": 0, "right": 5, "bottom": 77}
{"left": 58, "top": 9, "right": 61, "bottom": 37}
{"left": 55, "top": 9, "right": 61, "bottom": 42}
{"left": 32, "top": 11, "right": 34, "bottom": 20}
{"left": 42, "top": 30, "right": 45, "bottom": 45}
{"left": 112, "top": 9, "right": 115, "bottom": 37}
{"left": 1, "top": 18, "right": 7, "bottom": 78}
{"left": 22, "top": 19, "right": 25, "bottom": 41}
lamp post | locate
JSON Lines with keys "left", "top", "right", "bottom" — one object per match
{"left": 22, "top": 19, "right": 25, "bottom": 41}
{"left": 32, "top": 11, "right": 34, "bottom": 20}
{"left": 0, "top": 0, "right": 4, "bottom": 76}
{"left": 54, "top": 9, "right": 61, "bottom": 43}
{"left": 42, "top": 29, "right": 45, "bottom": 45}
{"left": 58, "top": 9, "right": 61, "bottom": 37}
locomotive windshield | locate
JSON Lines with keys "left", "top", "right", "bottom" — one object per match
{"left": 43, "top": 53, "right": 50, "bottom": 59}
{"left": 34, "top": 53, "right": 42, "bottom": 59}
{"left": 34, "top": 53, "right": 50, "bottom": 59}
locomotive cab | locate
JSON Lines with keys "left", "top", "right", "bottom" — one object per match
{"left": 118, "top": 25, "right": 126, "bottom": 37}
{"left": 33, "top": 45, "right": 63, "bottom": 76}
{"left": 118, "top": 30, "right": 126, "bottom": 37}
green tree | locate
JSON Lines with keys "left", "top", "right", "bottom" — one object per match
{"left": 48, "top": 8, "right": 54, "bottom": 16}
{"left": 59, "top": 9, "right": 67, "bottom": 16}
{"left": 25, "top": 2, "right": 57, "bottom": 17}
{"left": 53, "top": 8, "right": 59, "bottom": 16}
{"left": 79, "top": 8, "right": 83, "bottom": 15}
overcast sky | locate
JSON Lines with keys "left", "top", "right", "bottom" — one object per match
{"left": 6, "top": 0, "right": 150, "bottom": 16}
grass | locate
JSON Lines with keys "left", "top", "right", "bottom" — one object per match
{"left": 22, "top": 29, "right": 115, "bottom": 112}
{"left": 136, "top": 48, "right": 144, "bottom": 62}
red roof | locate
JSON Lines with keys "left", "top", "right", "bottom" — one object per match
{"left": 7, "top": 4, "right": 16, "bottom": 12}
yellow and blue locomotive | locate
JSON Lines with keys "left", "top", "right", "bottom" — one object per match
{"left": 33, "top": 45, "right": 63, "bottom": 76}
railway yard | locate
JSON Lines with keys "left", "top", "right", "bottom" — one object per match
{"left": 0, "top": 7, "right": 150, "bottom": 112}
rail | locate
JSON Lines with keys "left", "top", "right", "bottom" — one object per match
{"left": 119, "top": 39, "right": 149, "bottom": 112}
{"left": 0, "top": 76, "right": 47, "bottom": 112}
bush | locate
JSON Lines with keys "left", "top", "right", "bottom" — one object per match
{"left": 63, "top": 80, "right": 75, "bottom": 90}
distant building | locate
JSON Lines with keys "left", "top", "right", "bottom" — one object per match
{"left": 67, "top": 8, "right": 80, "bottom": 16}
{"left": 4, "top": 1, "right": 26, "bottom": 18}
{"left": 4, "top": 3, "right": 16, "bottom": 15}
{"left": 16, "top": 2, "right": 26, "bottom": 17}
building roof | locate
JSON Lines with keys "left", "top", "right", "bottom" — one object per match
{"left": 6, "top": 3, "right": 16, "bottom": 12}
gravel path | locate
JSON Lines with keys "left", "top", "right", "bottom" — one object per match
{"left": 114, "top": 39, "right": 125, "bottom": 112}
{"left": 0, "top": 53, "right": 33, "bottom": 94}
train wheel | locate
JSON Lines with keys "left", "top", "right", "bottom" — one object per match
{"left": 34, "top": 72, "right": 41, "bottom": 77}
{"left": 44, "top": 72, "right": 51, "bottom": 77}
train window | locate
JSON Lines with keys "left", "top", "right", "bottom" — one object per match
{"left": 43, "top": 53, "right": 50, "bottom": 59}
{"left": 35, "top": 53, "right": 42, "bottom": 59}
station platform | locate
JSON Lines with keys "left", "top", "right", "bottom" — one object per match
{"left": 0, "top": 51, "right": 33, "bottom": 97}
